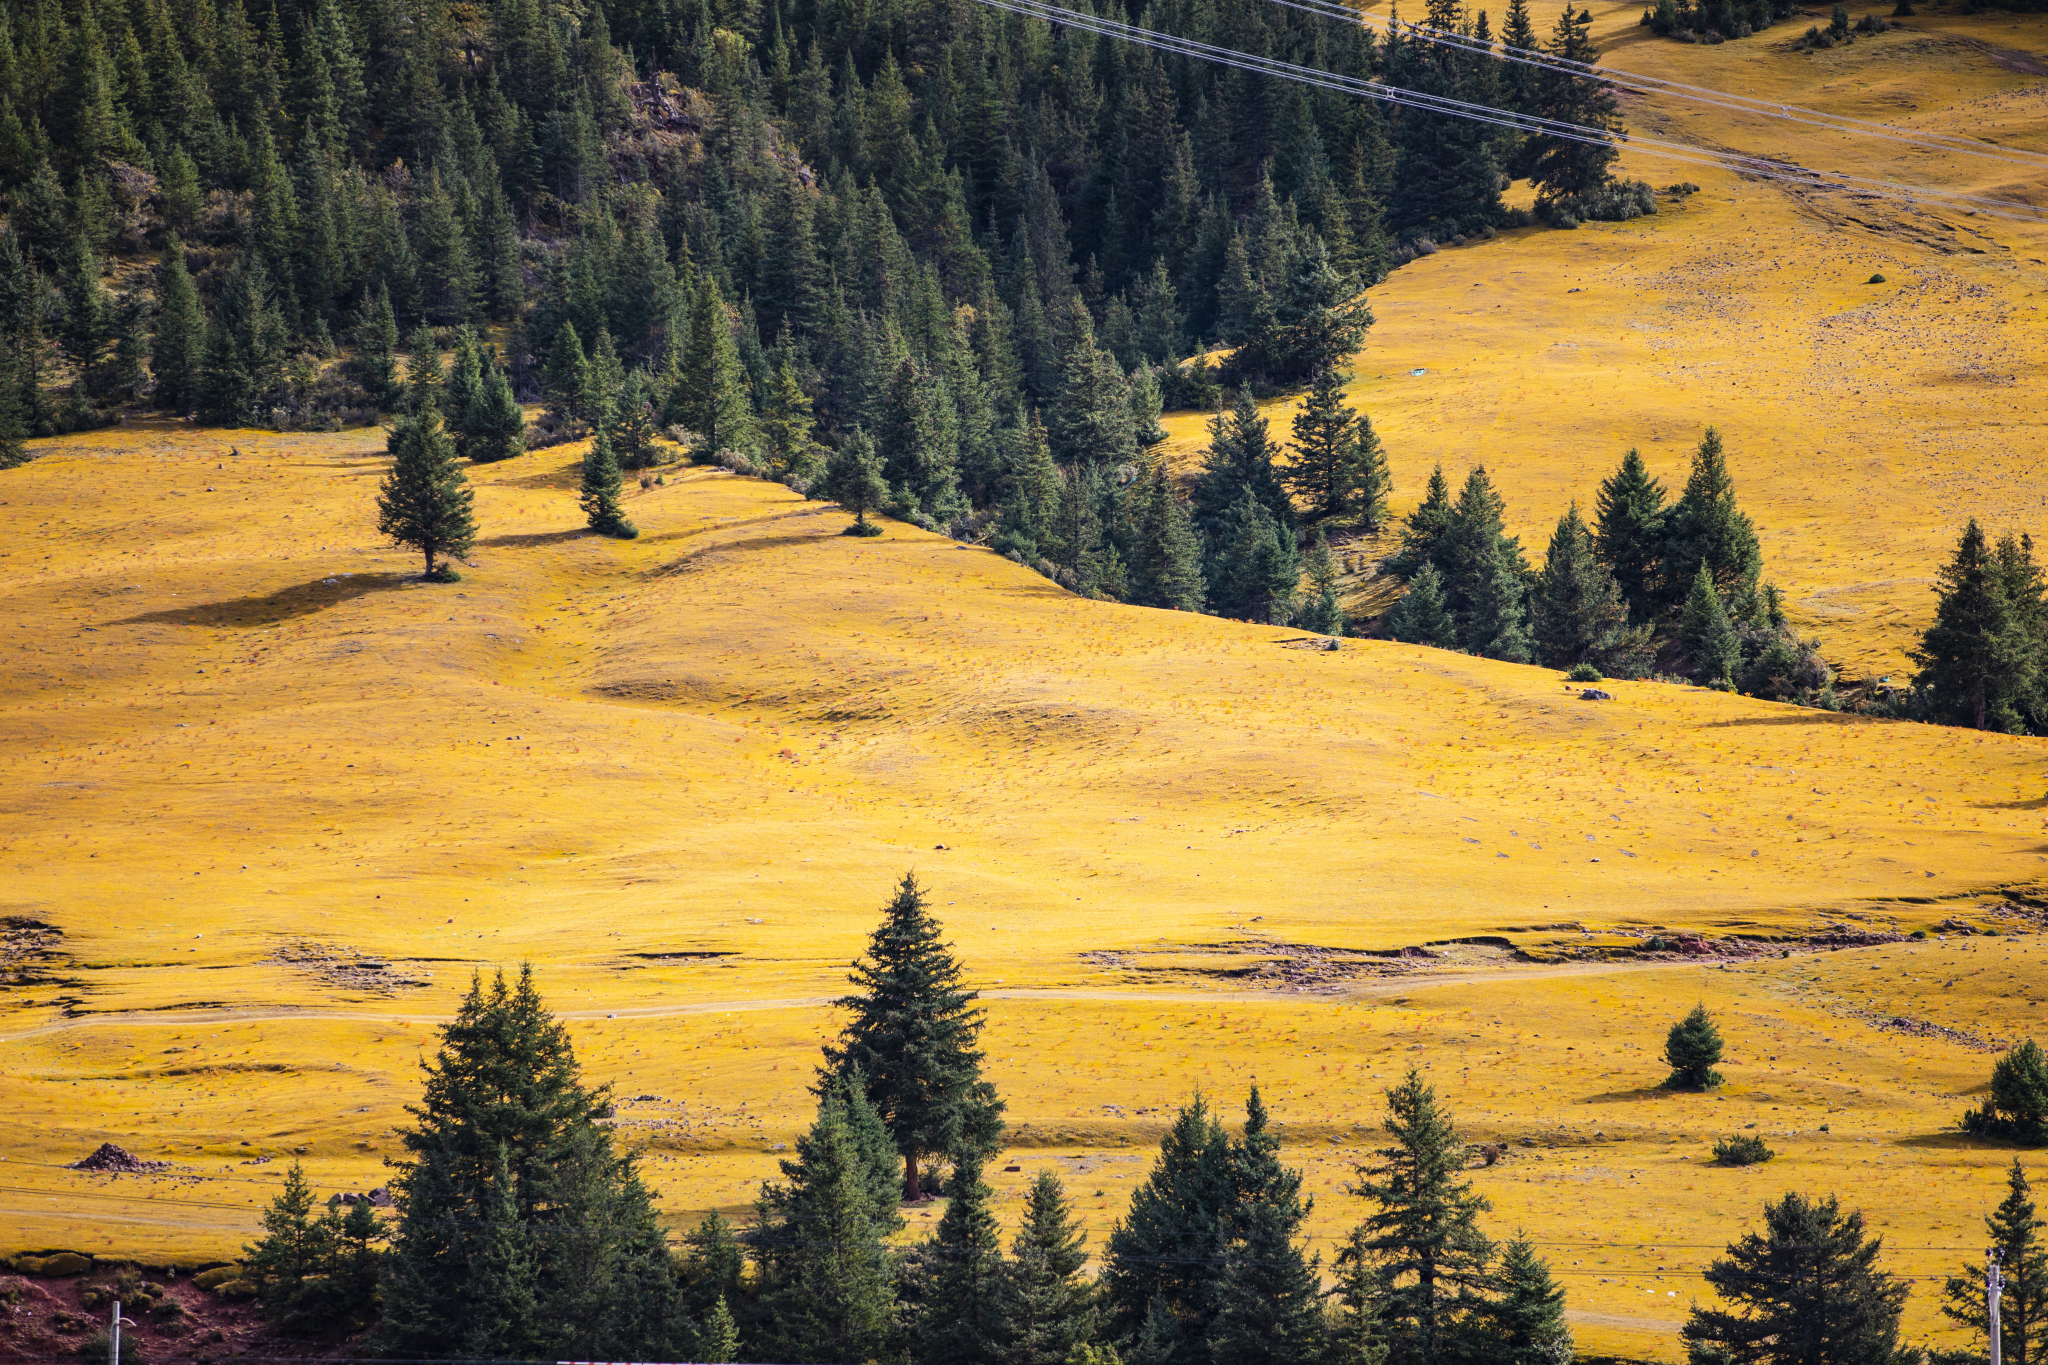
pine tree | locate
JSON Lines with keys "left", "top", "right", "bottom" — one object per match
{"left": 1194, "top": 385, "right": 1293, "bottom": 543}
{"left": 682, "top": 1212, "right": 747, "bottom": 1315}
{"left": 1662, "top": 1004, "right": 1724, "bottom": 1090}
{"left": 1682, "top": 1193, "right": 1914, "bottom": 1365}
{"left": 917, "top": 1150, "right": 1009, "bottom": 1365}
{"left": 1266, "top": 235, "right": 1373, "bottom": 384}
{"left": 151, "top": 237, "right": 204, "bottom": 414}
{"left": 1129, "top": 363, "right": 1168, "bottom": 449}
{"left": 673, "top": 277, "right": 755, "bottom": 459}
{"left": 468, "top": 355, "right": 527, "bottom": 463}
{"left": 375, "top": 410, "right": 475, "bottom": 578}
{"left": 1964, "top": 1041, "right": 2048, "bottom": 1144}
{"left": 760, "top": 356, "right": 822, "bottom": 481}
{"left": 1593, "top": 448, "right": 1669, "bottom": 622}
{"left": 544, "top": 322, "right": 590, "bottom": 424}
{"left": 376, "top": 968, "right": 684, "bottom": 1361}
{"left": 0, "top": 344, "right": 27, "bottom": 471}
{"left": 1914, "top": 519, "right": 2033, "bottom": 732}
{"left": 1995, "top": 533, "right": 2048, "bottom": 733}
{"left": 697, "top": 1295, "right": 741, "bottom": 1364}
{"left": 1388, "top": 563, "right": 1458, "bottom": 649}
{"left": 1945, "top": 1159, "right": 2048, "bottom": 1365}
{"left": 1533, "top": 502, "right": 1647, "bottom": 674}
{"left": 444, "top": 327, "right": 485, "bottom": 450}
{"left": 580, "top": 429, "right": 638, "bottom": 538}
{"left": 1440, "top": 467, "right": 1531, "bottom": 659}
{"left": 749, "top": 1078, "right": 903, "bottom": 1365}
{"left": 1102, "top": 1092, "right": 1235, "bottom": 1355}
{"left": 877, "top": 356, "right": 959, "bottom": 513}
{"left": 1286, "top": 365, "right": 1366, "bottom": 524}
{"left": 197, "top": 257, "right": 287, "bottom": 426}
{"left": 1298, "top": 527, "right": 1347, "bottom": 636}
{"left": 404, "top": 322, "right": 443, "bottom": 416}
{"left": 1207, "top": 1089, "right": 1327, "bottom": 1365}
{"left": 1127, "top": 459, "right": 1206, "bottom": 612}
{"left": 1047, "top": 321, "right": 1137, "bottom": 468}
{"left": 1485, "top": 1236, "right": 1572, "bottom": 1365}
{"left": 1001, "top": 1173, "right": 1099, "bottom": 1365}
{"left": 822, "top": 873, "right": 1005, "bottom": 1202}
{"left": 1353, "top": 1069, "right": 1495, "bottom": 1365}
{"left": 583, "top": 327, "right": 624, "bottom": 432}
{"left": 1396, "top": 464, "right": 1455, "bottom": 575}
{"left": 825, "top": 430, "right": 890, "bottom": 534}
{"left": 1680, "top": 563, "right": 1740, "bottom": 686}
{"left": 1208, "top": 489, "right": 1301, "bottom": 625}
{"left": 612, "top": 369, "right": 659, "bottom": 469}
{"left": 1663, "top": 427, "right": 1761, "bottom": 614}
{"left": 1529, "top": 7, "right": 1622, "bottom": 206}
{"left": 1330, "top": 1228, "right": 1393, "bottom": 1365}
{"left": 243, "top": 1161, "right": 337, "bottom": 1334}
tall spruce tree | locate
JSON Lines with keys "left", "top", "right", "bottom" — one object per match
{"left": 1964, "top": 1040, "right": 2048, "bottom": 1143}
{"left": 825, "top": 429, "right": 890, "bottom": 534}
{"left": 1681, "top": 1193, "right": 1915, "bottom": 1365}
{"left": 1944, "top": 1159, "right": 2048, "bottom": 1365}
{"left": 375, "top": 409, "right": 475, "bottom": 578}
{"left": 355, "top": 285, "right": 401, "bottom": 408}
{"left": 1529, "top": 7, "right": 1622, "bottom": 205}
{"left": 376, "top": 967, "right": 685, "bottom": 1361}
{"left": 544, "top": 321, "right": 590, "bottom": 424}
{"left": 1102, "top": 1091, "right": 1236, "bottom": 1354}
{"left": 1533, "top": 502, "right": 1647, "bottom": 674}
{"left": 1001, "top": 1172, "right": 1100, "bottom": 1365}
{"left": 1388, "top": 563, "right": 1458, "bottom": 649}
{"left": 1485, "top": 1236, "right": 1572, "bottom": 1365}
{"left": 1593, "top": 448, "right": 1669, "bottom": 622}
{"left": 1207, "top": 1088, "right": 1327, "bottom": 1365}
{"left": 1663, "top": 427, "right": 1761, "bottom": 614}
{"left": 915, "top": 1150, "right": 1009, "bottom": 1365}
{"left": 1680, "top": 563, "right": 1741, "bottom": 686}
{"left": 151, "top": 237, "right": 204, "bottom": 414}
{"left": 404, "top": 322, "right": 444, "bottom": 416}
{"left": 580, "top": 430, "right": 638, "bottom": 538}
{"left": 1208, "top": 489, "right": 1301, "bottom": 624}
{"left": 1396, "top": 464, "right": 1456, "bottom": 576}
{"left": 748, "top": 1077, "right": 903, "bottom": 1365}
{"left": 1194, "top": 385, "right": 1293, "bottom": 544}
{"left": 1285, "top": 365, "right": 1380, "bottom": 525}
{"left": 1353, "top": 1069, "right": 1495, "bottom": 1365}
{"left": 243, "top": 1162, "right": 337, "bottom": 1334}
{"left": 673, "top": 277, "right": 755, "bottom": 459}
{"left": 1913, "top": 520, "right": 2033, "bottom": 732}
{"left": 822, "top": 873, "right": 1005, "bottom": 1202}
{"left": 1127, "top": 458, "right": 1207, "bottom": 612}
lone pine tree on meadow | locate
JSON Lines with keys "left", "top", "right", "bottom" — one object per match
{"left": 1913, "top": 519, "right": 2036, "bottom": 733}
{"left": 1663, "top": 1004, "right": 1725, "bottom": 1090}
{"left": 822, "top": 873, "right": 1005, "bottom": 1202}
{"left": 1286, "top": 364, "right": 1390, "bottom": 527}
{"left": 1944, "top": 1158, "right": 2047, "bottom": 1364}
{"left": 1963, "top": 1038, "right": 2048, "bottom": 1142}
{"left": 375, "top": 408, "right": 475, "bottom": 579}
{"left": 1682, "top": 1192, "right": 1915, "bottom": 1365}
{"left": 825, "top": 429, "right": 890, "bottom": 535}
{"left": 579, "top": 430, "right": 638, "bottom": 539}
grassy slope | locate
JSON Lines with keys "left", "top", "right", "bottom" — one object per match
{"left": 6, "top": 13, "right": 2048, "bottom": 1359}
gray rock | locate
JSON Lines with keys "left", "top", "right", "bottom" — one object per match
{"left": 1579, "top": 688, "right": 1613, "bottom": 701}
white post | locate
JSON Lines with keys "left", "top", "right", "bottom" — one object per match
{"left": 1990, "top": 1249, "right": 2006, "bottom": 1365}
{"left": 109, "top": 1300, "right": 120, "bottom": 1365}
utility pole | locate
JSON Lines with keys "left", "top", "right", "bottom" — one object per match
{"left": 109, "top": 1299, "right": 135, "bottom": 1365}
{"left": 1990, "top": 1247, "right": 2006, "bottom": 1365}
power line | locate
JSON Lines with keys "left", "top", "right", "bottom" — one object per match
{"left": 977, "top": 0, "right": 2048, "bottom": 223}
{"left": 1263, "top": 0, "right": 2048, "bottom": 174}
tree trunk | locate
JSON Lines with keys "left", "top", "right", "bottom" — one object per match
{"left": 905, "top": 1151, "right": 920, "bottom": 1203}
{"left": 423, "top": 545, "right": 435, "bottom": 577}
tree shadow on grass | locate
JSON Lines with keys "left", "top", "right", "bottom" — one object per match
{"left": 476, "top": 529, "right": 587, "bottom": 549}
{"left": 1581, "top": 1085, "right": 1679, "bottom": 1104}
{"left": 109, "top": 572, "right": 415, "bottom": 627}
{"left": 1700, "top": 713, "right": 1877, "bottom": 729}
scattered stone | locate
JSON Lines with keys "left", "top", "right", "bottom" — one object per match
{"left": 70, "top": 1143, "right": 171, "bottom": 1174}
{"left": 267, "top": 940, "right": 430, "bottom": 993}
{"left": 1579, "top": 688, "right": 1613, "bottom": 700}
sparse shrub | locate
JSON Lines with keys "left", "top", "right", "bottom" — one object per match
{"left": 1712, "top": 1133, "right": 1775, "bottom": 1165}
{"left": 1868, "top": 273, "right": 1887, "bottom": 284}
{"left": 1567, "top": 662, "right": 1603, "bottom": 682}
{"left": 1663, "top": 1004, "right": 1725, "bottom": 1090}
{"left": 1910, "top": 929, "right": 1927, "bottom": 939}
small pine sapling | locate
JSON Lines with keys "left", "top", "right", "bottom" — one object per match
{"left": 1662, "top": 1004, "right": 1725, "bottom": 1090}
{"left": 579, "top": 430, "right": 638, "bottom": 539}
{"left": 1711, "top": 1133, "right": 1773, "bottom": 1166}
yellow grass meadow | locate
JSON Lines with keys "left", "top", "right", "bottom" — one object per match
{"left": 6, "top": 9, "right": 2048, "bottom": 1361}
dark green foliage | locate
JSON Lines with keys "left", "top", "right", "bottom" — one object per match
{"left": 748, "top": 1077, "right": 904, "bottom": 1365}
{"left": 1530, "top": 8, "right": 1622, "bottom": 205}
{"left": 375, "top": 410, "right": 475, "bottom": 577}
{"left": 914, "top": 1151, "right": 1009, "bottom": 1365}
{"left": 1680, "top": 563, "right": 1742, "bottom": 686}
{"left": 1712, "top": 1134, "right": 1775, "bottom": 1166}
{"left": 544, "top": 322, "right": 591, "bottom": 425}
{"left": 1943, "top": 1160, "right": 2047, "bottom": 1362}
{"left": 353, "top": 286, "right": 400, "bottom": 408}
{"left": 1913, "top": 521, "right": 2038, "bottom": 733}
{"left": 1485, "top": 1236, "right": 1573, "bottom": 1365}
{"left": 1664, "top": 428, "right": 1762, "bottom": 614}
{"left": 244, "top": 1162, "right": 385, "bottom": 1335}
{"left": 1440, "top": 467, "right": 1533, "bottom": 661}
{"left": 376, "top": 967, "right": 686, "bottom": 1361}
{"left": 1209, "top": 490, "right": 1301, "bottom": 625}
{"left": 822, "top": 873, "right": 1005, "bottom": 1202}
{"left": 1353, "top": 1069, "right": 1495, "bottom": 1365}
{"left": 580, "top": 430, "right": 638, "bottom": 539}
{"left": 825, "top": 429, "right": 890, "bottom": 533}
{"left": 761, "top": 357, "right": 823, "bottom": 482}
{"left": 682, "top": 1211, "right": 747, "bottom": 1317}
{"left": 1298, "top": 528, "right": 1348, "bottom": 636}
{"left": 1286, "top": 366, "right": 1389, "bottom": 527}
{"left": 1663, "top": 1004, "right": 1725, "bottom": 1090}
{"left": 446, "top": 328, "right": 524, "bottom": 462}
{"left": 1001, "top": 1173, "right": 1100, "bottom": 1365}
{"left": 403, "top": 323, "right": 443, "bottom": 416}
{"left": 1047, "top": 321, "right": 1137, "bottom": 469}
{"left": 1594, "top": 448, "right": 1669, "bottom": 622}
{"left": 1533, "top": 503, "right": 1652, "bottom": 675}
{"left": 1963, "top": 1040, "right": 2048, "bottom": 1143}
{"left": 1206, "top": 1089, "right": 1327, "bottom": 1365}
{"left": 1388, "top": 563, "right": 1457, "bottom": 649}
{"left": 1396, "top": 465, "right": 1456, "bottom": 577}
{"left": 197, "top": 257, "right": 288, "bottom": 426}
{"left": 1195, "top": 386, "right": 1293, "bottom": 545}
{"left": 1125, "top": 459, "right": 1207, "bottom": 613}
{"left": 1330, "top": 1228, "right": 1394, "bottom": 1365}
{"left": 1681, "top": 1192, "right": 1915, "bottom": 1365}
{"left": 612, "top": 369, "right": 660, "bottom": 469}
{"left": 673, "top": 278, "right": 754, "bottom": 460}
{"left": 1102, "top": 1092, "right": 1234, "bottom": 1351}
